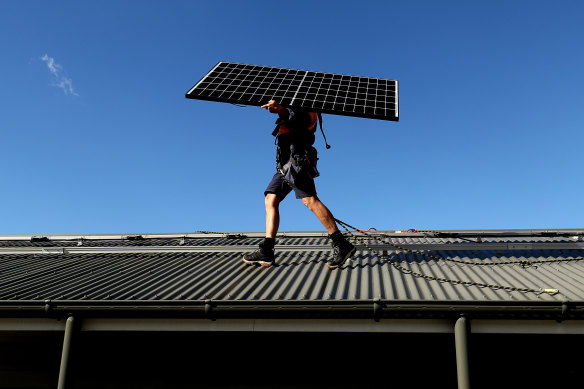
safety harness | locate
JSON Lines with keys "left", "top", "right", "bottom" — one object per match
{"left": 272, "top": 110, "right": 328, "bottom": 179}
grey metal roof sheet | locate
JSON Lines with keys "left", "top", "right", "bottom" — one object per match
{"left": 1, "top": 229, "right": 584, "bottom": 309}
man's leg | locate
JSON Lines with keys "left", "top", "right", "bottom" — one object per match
{"left": 242, "top": 194, "right": 281, "bottom": 267}
{"left": 302, "top": 195, "right": 356, "bottom": 269}
{"left": 265, "top": 193, "right": 280, "bottom": 238}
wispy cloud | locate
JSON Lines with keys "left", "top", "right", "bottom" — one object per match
{"left": 40, "top": 54, "right": 79, "bottom": 96}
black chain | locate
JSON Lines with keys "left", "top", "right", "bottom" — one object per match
{"left": 338, "top": 223, "right": 584, "bottom": 268}
{"left": 333, "top": 218, "right": 561, "bottom": 295}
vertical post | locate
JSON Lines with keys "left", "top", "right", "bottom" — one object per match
{"left": 58, "top": 315, "right": 76, "bottom": 389}
{"left": 455, "top": 315, "right": 470, "bottom": 389}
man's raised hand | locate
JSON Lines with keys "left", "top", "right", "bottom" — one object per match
{"left": 260, "top": 100, "right": 286, "bottom": 115}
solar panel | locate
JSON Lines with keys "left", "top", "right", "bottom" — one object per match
{"left": 185, "top": 62, "right": 399, "bottom": 121}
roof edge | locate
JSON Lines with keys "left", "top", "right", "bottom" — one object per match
{"left": 1, "top": 299, "right": 581, "bottom": 321}
{"left": 0, "top": 228, "right": 583, "bottom": 242}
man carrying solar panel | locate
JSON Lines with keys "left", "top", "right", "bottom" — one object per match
{"left": 242, "top": 100, "right": 356, "bottom": 269}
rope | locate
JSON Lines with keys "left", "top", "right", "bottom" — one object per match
{"left": 334, "top": 218, "right": 561, "bottom": 295}
{"left": 337, "top": 221, "right": 584, "bottom": 268}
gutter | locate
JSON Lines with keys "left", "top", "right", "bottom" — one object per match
{"left": 0, "top": 299, "right": 580, "bottom": 321}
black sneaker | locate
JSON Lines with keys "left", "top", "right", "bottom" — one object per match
{"left": 327, "top": 238, "right": 356, "bottom": 269}
{"left": 242, "top": 242, "right": 275, "bottom": 267}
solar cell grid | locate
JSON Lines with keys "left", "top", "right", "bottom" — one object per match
{"left": 186, "top": 62, "right": 398, "bottom": 121}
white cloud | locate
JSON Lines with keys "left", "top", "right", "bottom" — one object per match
{"left": 41, "top": 54, "right": 79, "bottom": 96}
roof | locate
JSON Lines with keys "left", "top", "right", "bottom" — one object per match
{"left": 1, "top": 229, "right": 584, "bottom": 322}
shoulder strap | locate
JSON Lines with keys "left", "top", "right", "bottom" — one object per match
{"left": 317, "top": 113, "right": 331, "bottom": 149}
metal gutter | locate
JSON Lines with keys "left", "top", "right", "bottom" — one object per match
{"left": 0, "top": 299, "right": 581, "bottom": 321}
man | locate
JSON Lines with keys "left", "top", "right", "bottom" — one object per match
{"left": 242, "top": 99, "right": 356, "bottom": 269}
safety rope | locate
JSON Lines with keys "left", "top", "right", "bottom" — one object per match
{"left": 334, "top": 218, "right": 561, "bottom": 295}
{"left": 337, "top": 221, "right": 584, "bottom": 268}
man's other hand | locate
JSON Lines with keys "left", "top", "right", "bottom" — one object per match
{"left": 261, "top": 100, "right": 287, "bottom": 116}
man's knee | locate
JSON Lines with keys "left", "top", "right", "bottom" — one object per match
{"left": 301, "top": 195, "right": 319, "bottom": 209}
{"left": 265, "top": 193, "right": 280, "bottom": 210}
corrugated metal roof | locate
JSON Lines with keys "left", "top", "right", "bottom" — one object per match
{"left": 1, "top": 229, "right": 584, "bottom": 309}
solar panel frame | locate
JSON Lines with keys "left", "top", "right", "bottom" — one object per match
{"left": 185, "top": 62, "right": 399, "bottom": 121}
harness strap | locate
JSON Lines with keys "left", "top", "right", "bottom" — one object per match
{"left": 317, "top": 113, "right": 331, "bottom": 149}
{"left": 273, "top": 111, "right": 331, "bottom": 150}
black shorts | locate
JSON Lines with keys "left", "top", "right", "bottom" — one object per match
{"left": 264, "top": 170, "right": 317, "bottom": 200}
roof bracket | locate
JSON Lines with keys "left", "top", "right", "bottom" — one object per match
{"left": 44, "top": 300, "right": 54, "bottom": 317}
{"left": 205, "top": 299, "right": 216, "bottom": 321}
{"left": 557, "top": 302, "right": 570, "bottom": 323}
{"left": 373, "top": 299, "right": 383, "bottom": 322}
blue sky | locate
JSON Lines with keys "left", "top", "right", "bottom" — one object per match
{"left": 1, "top": 1, "right": 583, "bottom": 234}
